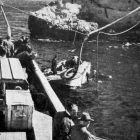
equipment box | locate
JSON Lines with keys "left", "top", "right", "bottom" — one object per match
{"left": 5, "top": 90, "right": 34, "bottom": 130}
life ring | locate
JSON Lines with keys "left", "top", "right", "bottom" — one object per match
{"left": 62, "top": 68, "right": 75, "bottom": 79}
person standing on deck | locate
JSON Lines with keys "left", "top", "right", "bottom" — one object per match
{"left": 14, "top": 37, "right": 32, "bottom": 55}
{"left": 3, "top": 35, "right": 14, "bottom": 57}
{"left": 51, "top": 54, "right": 57, "bottom": 74}
{"left": 0, "top": 38, "right": 6, "bottom": 58}
{"left": 14, "top": 35, "right": 26, "bottom": 52}
{"left": 53, "top": 104, "right": 79, "bottom": 140}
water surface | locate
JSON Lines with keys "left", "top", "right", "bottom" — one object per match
{"left": 0, "top": 1, "right": 140, "bottom": 139}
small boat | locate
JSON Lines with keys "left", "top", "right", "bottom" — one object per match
{"left": 44, "top": 57, "right": 91, "bottom": 88}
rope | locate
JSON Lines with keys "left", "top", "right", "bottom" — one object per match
{"left": 87, "top": 20, "right": 140, "bottom": 43}
{"left": 95, "top": 32, "right": 100, "bottom": 91}
{"left": 88, "top": 6, "right": 140, "bottom": 37}
{"left": 79, "top": 6, "right": 140, "bottom": 67}
{"left": 1, "top": 2, "right": 31, "bottom": 15}
{"left": 1, "top": 1, "right": 140, "bottom": 37}
{"left": 100, "top": 20, "right": 140, "bottom": 36}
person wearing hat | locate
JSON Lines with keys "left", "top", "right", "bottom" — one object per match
{"left": 70, "top": 112, "right": 96, "bottom": 140}
{"left": 53, "top": 104, "right": 79, "bottom": 140}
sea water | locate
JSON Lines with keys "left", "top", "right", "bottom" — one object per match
{"left": 0, "top": 0, "right": 140, "bottom": 140}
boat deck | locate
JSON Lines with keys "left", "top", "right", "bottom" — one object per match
{"left": 33, "top": 110, "right": 52, "bottom": 140}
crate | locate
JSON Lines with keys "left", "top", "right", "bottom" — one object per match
{"left": 5, "top": 90, "right": 34, "bottom": 130}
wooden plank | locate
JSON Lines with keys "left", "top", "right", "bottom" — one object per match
{"left": 8, "top": 58, "right": 26, "bottom": 80}
{"left": 32, "top": 60, "right": 65, "bottom": 113}
{"left": 1, "top": 58, "right": 12, "bottom": 80}
{"left": 33, "top": 111, "right": 52, "bottom": 140}
{"left": 0, "top": 132, "right": 26, "bottom": 140}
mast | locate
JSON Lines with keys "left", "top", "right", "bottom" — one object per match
{"left": 0, "top": 1, "right": 11, "bottom": 37}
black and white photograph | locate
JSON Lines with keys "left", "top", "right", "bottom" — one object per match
{"left": 0, "top": 0, "right": 140, "bottom": 140}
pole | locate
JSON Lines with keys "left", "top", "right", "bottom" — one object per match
{"left": 0, "top": 1, "right": 11, "bottom": 37}
{"left": 79, "top": 35, "right": 89, "bottom": 66}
